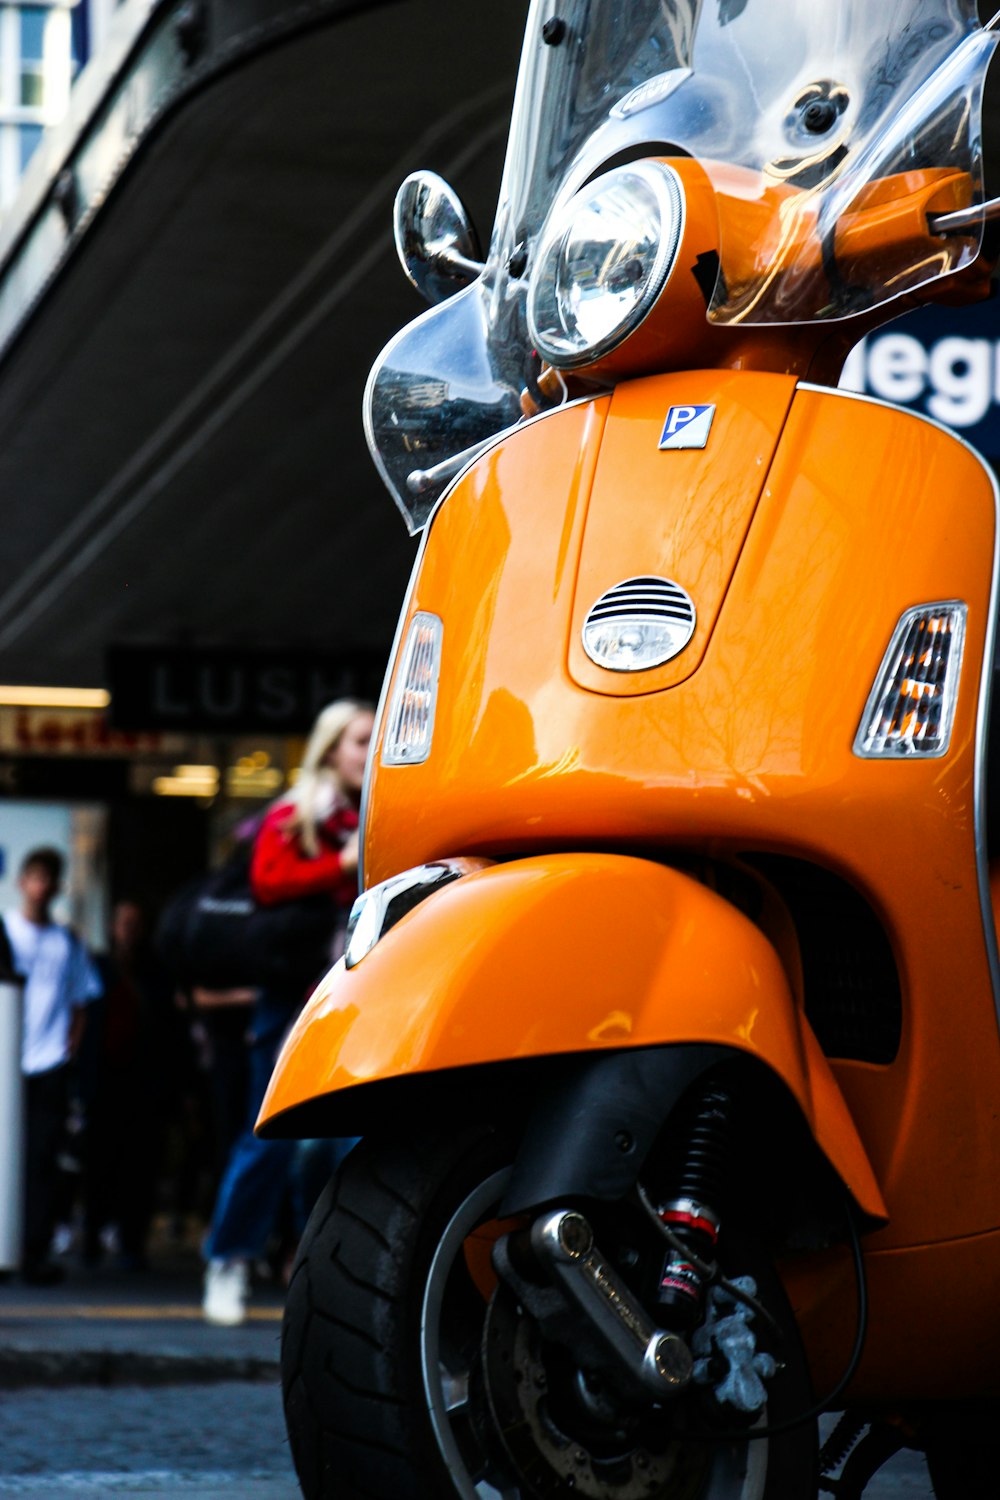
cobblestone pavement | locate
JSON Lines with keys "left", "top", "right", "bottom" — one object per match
{"left": 0, "top": 1380, "right": 299, "bottom": 1497}
{"left": 0, "top": 1381, "right": 937, "bottom": 1497}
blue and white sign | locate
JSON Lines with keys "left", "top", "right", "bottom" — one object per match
{"left": 659, "top": 404, "right": 716, "bottom": 450}
{"left": 840, "top": 300, "right": 1000, "bottom": 462}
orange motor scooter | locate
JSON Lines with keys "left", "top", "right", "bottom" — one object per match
{"left": 260, "top": 3, "right": 1000, "bottom": 1497}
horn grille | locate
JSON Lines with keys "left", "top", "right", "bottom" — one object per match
{"left": 582, "top": 576, "right": 696, "bottom": 672}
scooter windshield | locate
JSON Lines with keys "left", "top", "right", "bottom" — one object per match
{"left": 368, "top": 0, "right": 997, "bottom": 530}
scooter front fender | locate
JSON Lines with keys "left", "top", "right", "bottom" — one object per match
{"left": 258, "top": 854, "right": 885, "bottom": 1222}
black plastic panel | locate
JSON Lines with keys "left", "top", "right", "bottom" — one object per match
{"left": 748, "top": 855, "right": 902, "bottom": 1065}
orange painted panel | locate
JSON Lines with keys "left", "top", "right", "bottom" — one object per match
{"left": 783, "top": 1228, "right": 1000, "bottom": 1400}
{"left": 568, "top": 371, "right": 797, "bottom": 695}
{"left": 259, "top": 853, "right": 885, "bottom": 1223}
{"left": 364, "top": 379, "right": 1000, "bottom": 1249}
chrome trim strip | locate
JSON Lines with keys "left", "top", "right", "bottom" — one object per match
{"left": 800, "top": 381, "right": 1000, "bottom": 1033}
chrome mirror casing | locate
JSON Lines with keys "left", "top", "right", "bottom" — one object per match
{"left": 393, "top": 171, "right": 484, "bottom": 304}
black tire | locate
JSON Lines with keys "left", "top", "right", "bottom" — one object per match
{"left": 282, "top": 1127, "right": 817, "bottom": 1500}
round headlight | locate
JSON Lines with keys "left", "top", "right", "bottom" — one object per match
{"left": 527, "top": 161, "right": 685, "bottom": 369}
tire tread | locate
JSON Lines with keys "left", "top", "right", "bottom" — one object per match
{"left": 282, "top": 1128, "right": 494, "bottom": 1500}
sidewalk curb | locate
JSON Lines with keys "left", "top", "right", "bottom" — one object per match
{"left": 0, "top": 1348, "right": 280, "bottom": 1388}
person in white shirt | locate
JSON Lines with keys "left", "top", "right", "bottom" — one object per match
{"left": 4, "top": 847, "right": 102, "bottom": 1283}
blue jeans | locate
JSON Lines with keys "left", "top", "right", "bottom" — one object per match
{"left": 204, "top": 991, "right": 358, "bottom": 1261}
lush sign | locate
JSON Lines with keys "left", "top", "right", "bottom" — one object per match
{"left": 108, "top": 646, "right": 385, "bottom": 734}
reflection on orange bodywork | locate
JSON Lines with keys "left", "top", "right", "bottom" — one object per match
{"left": 260, "top": 853, "right": 886, "bottom": 1226}
{"left": 567, "top": 370, "right": 797, "bottom": 696}
{"left": 565, "top": 160, "right": 983, "bottom": 386}
{"left": 357, "top": 377, "right": 999, "bottom": 1252}
{"left": 710, "top": 163, "right": 974, "bottom": 322}
{"left": 784, "top": 1227, "right": 1000, "bottom": 1402}
{"left": 260, "top": 372, "right": 1000, "bottom": 1403}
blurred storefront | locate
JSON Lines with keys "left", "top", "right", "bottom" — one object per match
{"left": 0, "top": 636, "right": 382, "bottom": 922}
{"left": 0, "top": 696, "right": 198, "bottom": 938}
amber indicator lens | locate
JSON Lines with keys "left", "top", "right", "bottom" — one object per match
{"left": 854, "top": 602, "right": 967, "bottom": 758}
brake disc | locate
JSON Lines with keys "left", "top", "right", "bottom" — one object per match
{"left": 480, "top": 1283, "right": 708, "bottom": 1500}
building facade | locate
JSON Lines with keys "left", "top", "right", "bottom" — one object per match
{"left": 0, "top": 0, "right": 119, "bottom": 211}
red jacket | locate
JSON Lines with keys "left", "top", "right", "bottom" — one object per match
{"left": 250, "top": 799, "right": 358, "bottom": 910}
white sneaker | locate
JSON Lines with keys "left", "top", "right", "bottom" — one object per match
{"left": 202, "top": 1258, "right": 249, "bottom": 1326}
{"left": 50, "top": 1223, "right": 75, "bottom": 1257}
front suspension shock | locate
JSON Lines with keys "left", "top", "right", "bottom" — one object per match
{"left": 656, "top": 1083, "right": 733, "bottom": 1329}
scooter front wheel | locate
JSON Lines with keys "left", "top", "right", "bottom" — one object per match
{"left": 281, "top": 1127, "right": 817, "bottom": 1500}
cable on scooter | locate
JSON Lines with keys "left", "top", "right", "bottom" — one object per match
{"left": 636, "top": 1182, "right": 783, "bottom": 1340}
{"left": 638, "top": 1181, "right": 868, "bottom": 1441}
{"left": 708, "top": 1196, "right": 869, "bottom": 1444}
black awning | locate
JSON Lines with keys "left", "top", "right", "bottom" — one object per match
{"left": 0, "top": 0, "right": 527, "bottom": 687}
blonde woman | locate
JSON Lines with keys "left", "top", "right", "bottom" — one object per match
{"left": 250, "top": 699, "right": 373, "bottom": 942}
{"left": 202, "top": 700, "right": 374, "bottom": 1325}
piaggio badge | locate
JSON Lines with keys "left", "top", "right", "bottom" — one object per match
{"left": 659, "top": 404, "right": 716, "bottom": 450}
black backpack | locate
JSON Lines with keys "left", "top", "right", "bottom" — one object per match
{"left": 0, "top": 917, "right": 19, "bottom": 983}
{"left": 156, "top": 847, "right": 338, "bottom": 992}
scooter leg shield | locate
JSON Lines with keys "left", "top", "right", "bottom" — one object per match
{"left": 257, "top": 853, "right": 886, "bottom": 1224}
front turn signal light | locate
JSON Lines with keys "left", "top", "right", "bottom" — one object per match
{"left": 854, "top": 602, "right": 967, "bottom": 759}
{"left": 345, "top": 858, "right": 493, "bottom": 968}
{"left": 382, "top": 611, "right": 443, "bottom": 765}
